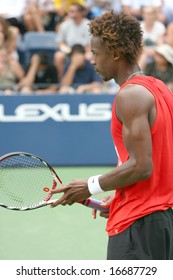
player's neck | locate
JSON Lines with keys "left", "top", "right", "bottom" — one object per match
{"left": 115, "top": 65, "right": 143, "bottom": 86}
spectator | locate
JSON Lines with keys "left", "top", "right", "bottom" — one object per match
{"left": 140, "top": 6, "right": 166, "bottom": 47}
{"left": 38, "top": 0, "right": 57, "bottom": 31}
{"left": 52, "top": 1, "right": 86, "bottom": 32}
{"left": 141, "top": 0, "right": 163, "bottom": 14}
{"left": 59, "top": 44, "right": 102, "bottom": 94}
{"left": 23, "top": 0, "right": 59, "bottom": 32}
{"left": 121, "top": 0, "right": 142, "bottom": 20}
{"left": 157, "top": 21, "right": 173, "bottom": 48}
{"left": 0, "top": 46, "right": 25, "bottom": 94}
{"left": 121, "top": 0, "right": 163, "bottom": 21}
{"left": 139, "top": 6, "right": 166, "bottom": 70}
{"left": 18, "top": 52, "right": 59, "bottom": 94}
{"left": 7, "top": 26, "right": 20, "bottom": 61}
{"left": 144, "top": 44, "right": 173, "bottom": 91}
{"left": 0, "top": 17, "right": 22, "bottom": 65}
{"left": 54, "top": 2, "right": 90, "bottom": 79}
{"left": 22, "top": 1, "right": 47, "bottom": 32}
{"left": 0, "top": 17, "right": 9, "bottom": 50}
{"left": 0, "top": 0, "right": 29, "bottom": 35}
{"left": 54, "top": 0, "right": 85, "bottom": 18}
{"left": 0, "top": 0, "right": 55, "bottom": 34}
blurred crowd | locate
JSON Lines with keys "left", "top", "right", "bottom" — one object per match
{"left": 1, "top": 0, "right": 173, "bottom": 95}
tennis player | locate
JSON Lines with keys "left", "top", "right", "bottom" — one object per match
{"left": 51, "top": 11, "right": 173, "bottom": 260}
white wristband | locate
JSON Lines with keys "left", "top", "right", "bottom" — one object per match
{"left": 87, "top": 175, "right": 104, "bottom": 195}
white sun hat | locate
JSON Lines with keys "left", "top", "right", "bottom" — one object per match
{"left": 155, "top": 44, "right": 173, "bottom": 64}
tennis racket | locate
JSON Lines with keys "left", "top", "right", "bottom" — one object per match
{"left": 0, "top": 152, "right": 108, "bottom": 212}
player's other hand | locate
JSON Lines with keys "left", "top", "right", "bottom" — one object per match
{"left": 92, "top": 194, "right": 114, "bottom": 219}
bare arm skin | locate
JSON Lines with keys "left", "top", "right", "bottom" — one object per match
{"left": 10, "top": 58, "right": 25, "bottom": 81}
{"left": 50, "top": 84, "right": 156, "bottom": 207}
{"left": 17, "top": 54, "right": 40, "bottom": 87}
{"left": 99, "top": 84, "right": 155, "bottom": 191}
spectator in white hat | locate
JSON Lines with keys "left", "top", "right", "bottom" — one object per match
{"left": 144, "top": 44, "right": 173, "bottom": 91}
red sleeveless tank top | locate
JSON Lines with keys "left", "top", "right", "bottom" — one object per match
{"left": 107, "top": 76, "right": 173, "bottom": 236}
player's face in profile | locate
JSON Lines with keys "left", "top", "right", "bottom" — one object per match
{"left": 90, "top": 36, "right": 115, "bottom": 81}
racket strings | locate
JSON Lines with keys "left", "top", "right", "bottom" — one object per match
{"left": 0, "top": 155, "right": 55, "bottom": 208}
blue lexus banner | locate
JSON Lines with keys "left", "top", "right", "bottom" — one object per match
{"left": 0, "top": 94, "right": 117, "bottom": 166}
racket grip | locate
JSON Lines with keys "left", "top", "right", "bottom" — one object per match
{"left": 78, "top": 198, "right": 109, "bottom": 212}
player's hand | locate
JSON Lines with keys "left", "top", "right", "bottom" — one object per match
{"left": 92, "top": 194, "right": 114, "bottom": 219}
{"left": 50, "top": 179, "right": 91, "bottom": 207}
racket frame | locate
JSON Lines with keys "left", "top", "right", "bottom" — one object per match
{"left": 0, "top": 152, "right": 62, "bottom": 210}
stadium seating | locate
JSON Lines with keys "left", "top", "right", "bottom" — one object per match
{"left": 17, "top": 31, "right": 58, "bottom": 67}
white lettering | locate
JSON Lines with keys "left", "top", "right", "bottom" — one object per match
{"left": 0, "top": 103, "right": 112, "bottom": 122}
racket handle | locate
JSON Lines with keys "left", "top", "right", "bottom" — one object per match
{"left": 78, "top": 198, "right": 109, "bottom": 212}
{"left": 48, "top": 198, "right": 109, "bottom": 212}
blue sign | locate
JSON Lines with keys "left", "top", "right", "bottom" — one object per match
{"left": 0, "top": 94, "right": 117, "bottom": 166}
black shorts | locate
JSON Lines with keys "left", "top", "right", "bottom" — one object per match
{"left": 107, "top": 208, "right": 173, "bottom": 260}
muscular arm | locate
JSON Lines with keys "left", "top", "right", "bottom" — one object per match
{"left": 100, "top": 84, "right": 155, "bottom": 191}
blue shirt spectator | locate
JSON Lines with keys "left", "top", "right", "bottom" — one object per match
{"left": 59, "top": 44, "right": 103, "bottom": 94}
{"left": 64, "top": 59, "right": 102, "bottom": 87}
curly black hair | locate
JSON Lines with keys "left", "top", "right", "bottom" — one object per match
{"left": 89, "top": 11, "right": 144, "bottom": 63}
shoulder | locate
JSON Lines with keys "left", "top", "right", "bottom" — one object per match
{"left": 117, "top": 83, "right": 155, "bottom": 104}
{"left": 116, "top": 83, "right": 155, "bottom": 119}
